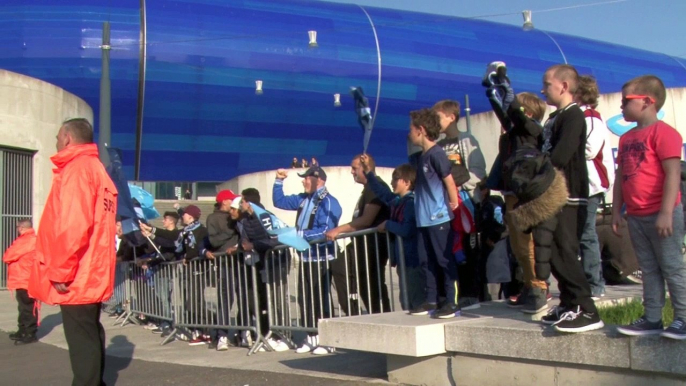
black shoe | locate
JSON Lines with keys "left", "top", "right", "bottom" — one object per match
{"left": 14, "top": 334, "right": 38, "bottom": 345}
{"left": 661, "top": 318, "right": 686, "bottom": 340}
{"left": 541, "top": 306, "right": 569, "bottom": 325}
{"left": 553, "top": 307, "right": 604, "bottom": 333}
{"left": 409, "top": 302, "right": 437, "bottom": 316}
{"left": 616, "top": 316, "right": 663, "bottom": 336}
{"left": 9, "top": 331, "right": 24, "bottom": 340}
{"left": 434, "top": 303, "right": 461, "bottom": 319}
{"left": 506, "top": 287, "right": 529, "bottom": 308}
{"left": 521, "top": 288, "right": 548, "bottom": 314}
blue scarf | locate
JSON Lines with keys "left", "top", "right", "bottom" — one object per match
{"left": 175, "top": 220, "right": 202, "bottom": 253}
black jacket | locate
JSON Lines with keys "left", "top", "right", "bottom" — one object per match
{"left": 239, "top": 207, "right": 280, "bottom": 255}
{"left": 542, "top": 103, "right": 589, "bottom": 203}
{"left": 147, "top": 227, "right": 181, "bottom": 263}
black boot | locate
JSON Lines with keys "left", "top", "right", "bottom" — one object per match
{"left": 9, "top": 330, "right": 25, "bottom": 340}
{"left": 14, "top": 332, "right": 38, "bottom": 345}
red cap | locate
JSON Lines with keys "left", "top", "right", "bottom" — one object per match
{"left": 216, "top": 189, "right": 239, "bottom": 203}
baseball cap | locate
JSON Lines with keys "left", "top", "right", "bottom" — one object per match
{"left": 230, "top": 196, "right": 242, "bottom": 209}
{"left": 298, "top": 165, "right": 327, "bottom": 181}
{"left": 184, "top": 205, "right": 201, "bottom": 220}
{"left": 216, "top": 189, "right": 239, "bottom": 203}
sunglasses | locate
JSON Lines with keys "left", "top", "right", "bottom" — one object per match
{"left": 621, "top": 94, "right": 655, "bottom": 106}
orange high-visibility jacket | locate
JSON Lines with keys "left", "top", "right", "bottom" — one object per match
{"left": 28, "top": 144, "right": 118, "bottom": 305}
{"left": 2, "top": 229, "right": 36, "bottom": 290}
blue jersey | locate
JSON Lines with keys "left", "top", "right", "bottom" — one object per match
{"left": 410, "top": 145, "right": 454, "bottom": 227}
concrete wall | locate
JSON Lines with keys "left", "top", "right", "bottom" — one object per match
{"left": 218, "top": 166, "right": 394, "bottom": 227}
{"left": 0, "top": 70, "right": 93, "bottom": 227}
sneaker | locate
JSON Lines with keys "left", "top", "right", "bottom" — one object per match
{"left": 296, "top": 335, "right": 317, "bottom": 354}
{"left": 143, "top": 322, "right": 158, "bottom": 330}
{"left": 108, "top": 311, "right": 123, "bottom": 319}
{"left": 267, "top": 338, "right": 290, "bottom": 352}
{"left": 8, "top": 331, "right": 24, "bottom": 340}
{"left": 591, "top": 293, "right": 606, "bottom": 301}
{"left": 409, "top": 302, "right": 437, "bottom": 316}
{"left": 624, "top": 270, "right": 643, "bottom": 284}
{"left": 661, "top": 318, "right": 686, "bottom": 340}
{"left": 208, "top": 340, "right": 218, "bottom": 350}
{"left": 188, "top": 337, "right": 208, "bottom": 346}
{"left": 434, "top": 303, "right": 461, "bottom": 319}
{"left": 239, "top": 331, "right": 253, "bottom": 348}
{"left": 522, "top": 288, "right": 548, "bottom": 314}
{"left": 541, "top": 305, "right": 569, "bottom": 325}
{"left": 14, "top": 333, "right": 38, "bottom": 345}
{"left": 506, "top": 287, "right": 529, "bottom": 308}
{"left": 151, "top": 327, "right": 164, "bottom": 334}
{"left": 175, "top": 332, "right": 189, "bottom": 341}
{"left": 481, "top": 61, "right": 507, "bottom": 87}
{"left": 553, "top": 307, "right": 605, "bottom": 333}
{"left": 312, "top": 346, "right": 335, "bottom": 355}
{"left": 216, "top": 336, "right": 229, "bottom": 351}
{"left": 616, "top": 316, "right": 663, "bottom": 336}
{"left": 458, "top": 297, "right": 480, "bottom": 311}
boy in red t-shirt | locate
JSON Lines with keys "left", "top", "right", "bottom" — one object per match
{"left": 613, "top": 75, "right": 686, "bottom": 340}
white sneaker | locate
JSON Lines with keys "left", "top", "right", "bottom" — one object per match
{"left": 312, "top": 346, "right": 335, "bottom": 355}
{"left": 143, "top": 322, "right": 158, "bottom": 330}
{"left": 240, "top": 330, "right": 253, "bottom": 348}
{"left": 217, "top": 336, "right": 229, "bottom": 351}
{"left": 295, "top": 335, "right": 316, "bottom": 354}
{"left": 267, "top": 338, "right": 290, "bottom": 352}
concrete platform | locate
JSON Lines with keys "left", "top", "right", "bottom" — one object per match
{"left": 319, "top": 285, "right": 686, "bottom": 385}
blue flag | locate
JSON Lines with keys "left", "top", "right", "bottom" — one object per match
{"left": 250, "top": 203, "right": 310, "bottom": 251}
{"left": 350, "top": 87, "right": 373, "bottom": 153}
{"left": 106, "top": 148, "right": 139, "bottom": 235}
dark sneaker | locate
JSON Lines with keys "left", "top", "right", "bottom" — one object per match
{"left": 14, "top": 334, "right": 38, "bottom": 345}
{"left": 458, "top": 297, "right": 480, "bottom": 311}
{"left": 207, "top": 340, "right": 218, "bottom": 350}
{"left": 409, "top": 302, "right": 437, "bottom": 316}
{"left": 507, "top": 287, "right": 529, "bottom": 308}
{"left": 8, "top": 331, "right": 24, "bottom": 340}
{"left": 661, "top": 318, "right": 686, "bottom": 340}
{"left": 434, "top": 303, "right": 461, "bottom": 319}
{"left": 624, "top": 270, "right": 643, "bottom": 284}
{"left": 553, "top": 307, "right": 604, "bottom": 333}
{"left": 522, "top": 288, "right": 548, "bottom": 314}
{"left": 616, "top": 316, "right": 663, "bottom": 336}
{"left": 541, "top": 306, "right": 569, "bottom": 325}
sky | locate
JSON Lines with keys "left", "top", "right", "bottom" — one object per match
{"left": 320, "top": 0, "right": 686, "bottom": 59}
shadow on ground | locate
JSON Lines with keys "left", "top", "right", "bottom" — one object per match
{"left": 279, "top": 349, "right": 387, "bottom": 380}
{"left": 37, "top": 312, "right": 62, "bottom": 339}
{"left": 104, "top": 335, "right": 135, "bottom": 385}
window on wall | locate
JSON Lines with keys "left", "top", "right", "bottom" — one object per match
{"left": 0, "top": 147, "right": 34, "bottom": 289}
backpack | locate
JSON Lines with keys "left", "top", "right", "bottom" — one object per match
{"left": 502, "top": 144, "right": 556, "bottom": 205}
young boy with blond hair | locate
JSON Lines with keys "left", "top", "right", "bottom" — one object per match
{"left": 614, "top": 75, "right": 686, "bottom": 340}
{"left": 407, "top": 108, "right": 461, "bottom": 319}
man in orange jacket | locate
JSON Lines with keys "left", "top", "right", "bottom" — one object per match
{"left": 3, "top": 218, "right": 38, "bottom": 344}
{"left": 28, "top": 118, "right": 118, "bottom": 386}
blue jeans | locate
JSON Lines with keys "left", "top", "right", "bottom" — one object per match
{"left": 579, "top": 194, "right": 605, "bottom": 296}
{"left": 628, "top": 206, "right": 686, "bottom": 322}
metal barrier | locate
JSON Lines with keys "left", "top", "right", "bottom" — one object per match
{"left": 264, "top": 228, "right": 408, "bottom": 346}
{"left": 102, "top": 262, "right": 131, "bottom": 326}
{"left": 109, "top": 228, "right": 410, "bottom": 355}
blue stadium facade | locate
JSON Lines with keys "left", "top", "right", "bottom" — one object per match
{"left": 3, "top": 0, "right": 686, "bottom": 181}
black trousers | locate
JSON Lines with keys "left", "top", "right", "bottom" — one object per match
{"left": 61, "top": 303, "right": 106, "bottom": 386}
{"left": 533, "top": 205, "right": 596, "bottom": 313}
{"left": 16, "top": 289, "right": 37, "bottom": 335}
{"left": 331, "top": 235, "right": 390, "bottom": 315}
{"left": 457, "top": 232, "right": 481, "bottom": 300}
{"left": 298, "top": 260, "right": 332, "bottom": 332}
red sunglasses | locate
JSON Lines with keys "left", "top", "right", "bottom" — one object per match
{"left": 621, "top": 94, "right": 656, "bottom": 106}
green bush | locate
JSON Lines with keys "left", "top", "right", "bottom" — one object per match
{"left": 598, "top": 298, "right": 673, "bottom": 326}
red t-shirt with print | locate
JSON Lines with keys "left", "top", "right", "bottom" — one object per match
{"left": 616, "top": 121, "right": 682, "bottom": 216}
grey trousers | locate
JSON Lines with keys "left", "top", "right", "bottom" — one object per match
{"left": 628, "top": 205, "right": 686, "bottom": 322}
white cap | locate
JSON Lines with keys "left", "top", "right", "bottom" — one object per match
{"left": 230, "top": 196, "right": 242, "bottom": 209}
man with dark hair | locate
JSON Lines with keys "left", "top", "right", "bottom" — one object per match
{"left": 29, "top": 118, "right": 118, "bottom": 385}
{"left": 3, "top": 219, "right": 38, "bottom": 344}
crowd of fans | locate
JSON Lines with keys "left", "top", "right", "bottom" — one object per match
{"left": 106, "top": 62, "right": 685, "bottom": 358}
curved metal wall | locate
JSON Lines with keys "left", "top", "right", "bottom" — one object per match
{"left": 2, "top": 0, "right": 685, "bottom": 181}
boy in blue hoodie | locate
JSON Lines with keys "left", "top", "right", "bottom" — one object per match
{"left": 360, "top": 155, "right": 426, "bottom": 311}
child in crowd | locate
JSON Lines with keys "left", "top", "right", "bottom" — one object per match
{"left": 482, "top": 61, "right": 549, "bottom": 314}
{"left": 575, "top": 75, "right": 615, "bottom": 300}
{"left": 407, "top": 108, "right": 461, "bottom": 319}
{"left": 433, "top": 100, "right": 487, "bottom": 310}
{"left": 613, "top": 75, "right": 686, "bottom": 340}
{"left": 360, "top": 156, "right": 426, "bottom": 311}
{"left": 536, "top": 64, "right": 602, "bottom": 333}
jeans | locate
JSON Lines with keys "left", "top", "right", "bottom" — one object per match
{"left": 579, "top": 194, "right": 605, "bottom": 296}
{"left": 628, "top": 206, "right": 686, "bottom": 322}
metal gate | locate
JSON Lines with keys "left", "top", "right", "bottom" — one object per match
{"left": 0, "top": 148, "right": 34, "bottom": 289}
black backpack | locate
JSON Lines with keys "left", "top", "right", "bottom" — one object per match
{"left": 502, "top": 144, "right": 556, "bottom": 205}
